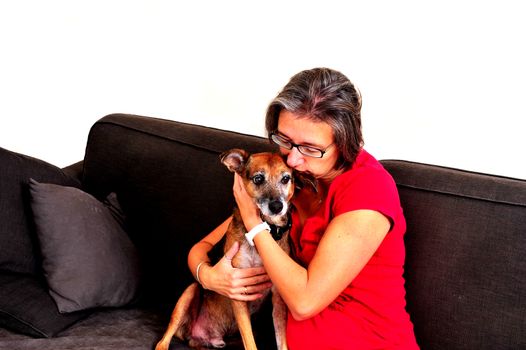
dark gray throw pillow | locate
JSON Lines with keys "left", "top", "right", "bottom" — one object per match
{"left": 0, "top": 272, "right": 89, "bottom": 338}
{"left": 29, "top": 179, "right": 141, "bottom": 313}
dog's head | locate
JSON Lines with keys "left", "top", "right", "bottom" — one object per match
{"left": 220, "top": 148, "right": 297, "bottom": 227}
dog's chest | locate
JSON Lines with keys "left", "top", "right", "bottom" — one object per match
{"left": 234, "top": 243, "right": 263, "bottom": 268}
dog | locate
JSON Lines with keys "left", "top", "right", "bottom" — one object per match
{"left": 155, "top": 149, "right": 312, "bottom": 350}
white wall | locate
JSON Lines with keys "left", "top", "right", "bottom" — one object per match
{"left": 1, "top": 0, "right": 524, "bottom": 179}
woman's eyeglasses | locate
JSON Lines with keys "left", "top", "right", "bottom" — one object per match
{"left": 270, "top": 132, "right": 333, "bottom": 158}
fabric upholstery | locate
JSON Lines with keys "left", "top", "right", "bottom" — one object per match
{"left": 29, "top": 180, "right": 141, "bottom": 313}
{"left": 0, "top": 305, "right": 277, "bottom": 350}
{"left": 381, "top": 160, "right": 526, "bottom": 350}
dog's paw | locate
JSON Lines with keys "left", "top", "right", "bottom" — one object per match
{"left": 210, "top": 338, "right": 226, "bottom": 348}
{"left": 189, "top": 338, "right": 226, "bottom": 349}
{"left": 154, "top": 341, "right": 169, "bottom": 350}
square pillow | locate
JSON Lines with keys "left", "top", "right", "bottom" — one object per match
{"left": 29, "top": 179, "right": 141, "bottom": 313}
{"left": 0, "top": 272, "right": 89, "bottom": 338}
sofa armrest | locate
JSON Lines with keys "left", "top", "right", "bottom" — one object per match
{"left": 61, "top": 161, "right": 83, "bottom": 182}
{"left": 381, "top": 159, "right": 526, "bottom": 349}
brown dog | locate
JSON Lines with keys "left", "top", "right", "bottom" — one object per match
{"left": 155, "top": 149, "right": 303, "bottom": 350}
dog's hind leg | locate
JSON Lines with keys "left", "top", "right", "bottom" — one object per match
{"left": 272, "top": 290, "right": 288, "bottom": 350}
{"left": 156, "top": 282, "right": 200, "bottom": 350}
{"left": 231, "top": 300, "right": 258, "bottom": 350}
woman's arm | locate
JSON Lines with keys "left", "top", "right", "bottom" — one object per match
{"left": 233, "top": 173, "right": 390, "bottom": 319}
{"left": 187, "top": 216, "right": 272, "bottom": 301}
{"left": 187, "top": 216, "right": 230, "bottom": 285}
{"left": 254, "top": 210, "right": 389, "bottom": 320}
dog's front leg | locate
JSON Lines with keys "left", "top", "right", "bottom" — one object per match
{"left": 231, "top": 300, "right": 258, "bottom": 350}
{"left": 156, "top": 282, "right": 199, "bottom": 350}
{"left": 272, "top": 290, "right": 288, "bottom": 350}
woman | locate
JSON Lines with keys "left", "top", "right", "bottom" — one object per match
{"left": 188, "top": 68, "right": 419, "bottom": 349}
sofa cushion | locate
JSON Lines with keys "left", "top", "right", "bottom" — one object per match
{"left": 382, "top": 160, "right": 526, "bottom": 350}
{"left": 0, "top": 147, "right": 81, "bottom": 275}
{"left": 29, "top": 180, "right": 141, "bottom": 313}
{"left": 0, "top": 272, "right": 89, "bottom": 338}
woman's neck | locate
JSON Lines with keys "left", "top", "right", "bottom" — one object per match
{"left": 318, "top": 165, "right": 347, "bottom": 189}
{"left": 292, "top": 165, "right": 349, "bottom": 223}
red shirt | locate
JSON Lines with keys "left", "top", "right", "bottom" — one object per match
{"left": 287, "top": 150, "right": 419, "bottom": 349}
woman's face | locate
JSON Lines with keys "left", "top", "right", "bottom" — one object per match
{"left": 276, "top": 110, "right": 343, "bottom": 183}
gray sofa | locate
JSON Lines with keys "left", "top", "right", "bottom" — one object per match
{"left": 1, "top": 113, "right": 524, "bottom": 349}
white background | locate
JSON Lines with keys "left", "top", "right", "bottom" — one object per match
{"left": 1, "top": 0, "right": 524, "bottom": 179}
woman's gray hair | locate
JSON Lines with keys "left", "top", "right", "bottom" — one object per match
{"left": 265, "top": 67, "right": 363, "bottom": 169}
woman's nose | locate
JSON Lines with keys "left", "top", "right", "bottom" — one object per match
{"left": 285, "top": 147, "right": 304, "bottom": 168}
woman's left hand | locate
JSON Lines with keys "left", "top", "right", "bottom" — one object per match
{"left": 233, "top": 173, "right": 262, "bottom": 231}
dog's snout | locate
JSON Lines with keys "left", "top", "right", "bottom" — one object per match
{"left": 269, "top": 200, "right": 283, "bottom": 215}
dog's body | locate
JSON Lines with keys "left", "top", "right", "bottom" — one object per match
{"left": 156, "top": 149, "right": 297, "bottom": 350}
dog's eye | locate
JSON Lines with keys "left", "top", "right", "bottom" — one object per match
{"left": 281, "top": 175, "right": 291, "bottom": 185}
{"left": 252, "top": 174, "right": 265, "bottom": 185}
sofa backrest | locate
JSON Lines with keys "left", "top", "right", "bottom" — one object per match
{"left": 381, "top": 160, "right": 526, "bottom": 350}
{"left": 81, "top": 114, "right": 275, "bottom": 304}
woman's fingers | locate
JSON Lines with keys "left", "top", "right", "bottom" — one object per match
{"left": 217, "top": 241, "right": 273, "bottom": 300}
{"left": 240, "top": 273, "right": 271, "bottom": 287}
{"left": 223, "top": 241, "right": 239, "bottom": 262}
{"left": 229, "top": 282, "right": 272, "bottom": 301}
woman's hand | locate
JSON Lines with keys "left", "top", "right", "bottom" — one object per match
{"left": 199, "top": 242, "right": 272, "bottom": 301}
{"left": 233, "top": 173, "right": 262, "bottom": 231}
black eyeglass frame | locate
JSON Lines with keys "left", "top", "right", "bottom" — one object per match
{"left": 270, "top": 132, "right": 333, "bottom": 158}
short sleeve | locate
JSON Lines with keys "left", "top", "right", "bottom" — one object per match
{"left": 331, "top": 165, "right": 400, "bottom": 226}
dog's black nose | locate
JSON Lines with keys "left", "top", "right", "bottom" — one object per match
{"left": 269, "top": 200, "right": 283, "bottom": 214}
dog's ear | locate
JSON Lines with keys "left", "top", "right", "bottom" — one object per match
{"left": 220, "top": 149, "right": 249, "bottom": 173}
{"left": 293, "top": 170, "right": 318, "bottom": 194}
